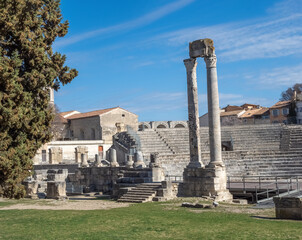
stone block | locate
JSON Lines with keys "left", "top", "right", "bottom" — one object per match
{"left": 23, "top": 180, "right": 39, "bottom": 199}
{"left": 189, "top": 38, "right": 214, "bottom": 58}
{"left": 47, "top": 181, "right": 67, "bottom": 199}
{"left": 274, "top": 197, "right": 302, "bottom": 220}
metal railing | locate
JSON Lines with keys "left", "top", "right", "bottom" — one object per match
{"left": 165, "top": 175, "right": 183, "bottom": 182}
{"left": 227, "top": 175, "right": 301, "bottom": 203}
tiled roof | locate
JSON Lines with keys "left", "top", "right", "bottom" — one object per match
{"left": 270, "top": 100, "right": 292, "bottom": 109}
{"left": 54, "top": 113, "right": 68, "bottom": 123}
{"left": 220, "top": 110, "right": 244, "bottom": 117}
{"left": 60, "top": 110, "right": 80, "bottom": 118}
{"left": 253, "top": 107, "right": 270, "bottom": 116}
{"left": 223, "top": 105, "right": 243, "bottom": 112}
{"left": 66, "top": 107, "right": 120, "bottom": 120}
{"left": 240, "top": 108, "right": 269, "bottom": 118}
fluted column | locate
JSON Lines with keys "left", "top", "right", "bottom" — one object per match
{"left": 205, "top": 54, "right": 223, "bottom": 166}
{"left": 184, "top": 58, "right": 203, "bottom": 168}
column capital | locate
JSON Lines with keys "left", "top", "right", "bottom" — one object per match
{"left": 184, "top": 58, "right": 197, "bottom": 70}
{"left": 204, "top": 55, "right": 217, "bottom": 68}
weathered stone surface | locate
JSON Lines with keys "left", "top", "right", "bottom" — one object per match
{"left": 149, "top": 152, "right": 160, "bottom": 168}
{"left": 274, "top": 197, "right": 302, "bottom": 220}
{"left": 95, "top": 154, "right": 102, "bottom": 167}
{"left": 189, "top": 38, "right": 215, "bottom": 58}
{"left": 23, "top": 180, "right": 39, "bottom": 199}
{"left": 182, "top": 166, "right": 232, "bottom": 201}
{"left": 134, "top": 151, "right": 146, "bottom": 168}
{"left": 184, "top": 58, "right": 203, "bottom": 168}
{"left": 205, "top": 55, "right": 223, "bottom": 166}
{"left": 47, "top": 181, "right": 67, "bottom": 199}
{"left": 182, "top": 39, "right": 232, "bottom": 201}
{"left": 47, "top": 169, "right": 68, "bottom": 182}
{"left": 49, "top": 147, "right": 63, "bottom": 164}
{"left": 75, "top": 146, "right": 88, "bottom": 164}
{"left": 81, "top": 153, "right": 88, "bottom": 167}
{"left": 126, "top": 154, "right": 134, "bottom": 168}
{"left": 110, "top": 148, "right": 119, "bottom": 167}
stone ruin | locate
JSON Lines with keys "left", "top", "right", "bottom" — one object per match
{"left": 182, "top": 38, "right": 232, "bottom": 201}
{"left": 274, "top": 197, "right": 302, "bottom": 220}
{"left": 46, "top": 169, "right": 68, "bottom": 199}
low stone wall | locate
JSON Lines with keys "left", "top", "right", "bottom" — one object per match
{"left": 69, "top": 167, "right": 124, "bottom": 194}
{"left": 274, "top": 197, "right": 302, "bottom": 220}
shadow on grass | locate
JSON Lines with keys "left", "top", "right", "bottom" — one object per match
{"left": 250, "top": 215, "right": 277, "bottom": 220}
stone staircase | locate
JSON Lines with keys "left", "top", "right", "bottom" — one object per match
{"left": 117, "top": 183, "right": 161, "bottom": 203}
{"left": 137, "top": 130, "right": 174, "bottom": 156}
{"left": 288, "top": 126, "right": 302, "bottom": 150}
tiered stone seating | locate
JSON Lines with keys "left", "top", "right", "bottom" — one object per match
{"left": 288, "top": 126, "right": 302, "bottom": 150}
{"left": 156, "top": 124, "right": 283, "bottom": 154}
{"left": 133, "top": 124, "right": 302, "bottom": 177}
{"left": 136, "top": 130, "right": 174, "bottom": 156}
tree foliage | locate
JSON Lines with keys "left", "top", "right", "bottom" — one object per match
{"left": 0, "top": 0, "right": 77, "bottom": 198}
{"left": 280, "top": 83, "right": 302, "bottom": 101}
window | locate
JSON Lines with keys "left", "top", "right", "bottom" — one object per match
{"left": 122, "top": 114, "right": 125, "bottom": 117}
{"left": 80, "top": 129, "right": 85, "bottom": 140}
{"left": 282, "top": 108, "right": 289, "bottom": 115}
{"left": 91, "top": 128, "right": 96, "bottom": 140}
{"left": 299, "top": 107, "right": 302, "bottom": 112}
{"left": 42, "top": 150, "right": 47, "bottom": 162}
{"left": 272, "top": 109, "right": 279, "bottom": 117}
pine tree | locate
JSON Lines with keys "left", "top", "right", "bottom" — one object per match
{"left": 0, "top": 0, "right": 78, "bottom": 198}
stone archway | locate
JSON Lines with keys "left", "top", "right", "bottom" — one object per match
{"left": 154, "top": 121, "right": 169, "bottom": 129}
{"left": 175, "top": 124, "right": 186, "bottom": 128}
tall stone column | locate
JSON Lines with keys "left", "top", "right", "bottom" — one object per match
{"left": 205, "top": 54, "right": 223, "bottom": 166}
{"left": 184, "top": 58, "right": 203, "bottom": 168}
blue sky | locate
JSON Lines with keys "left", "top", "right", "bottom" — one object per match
{"left": 54, "top": 0, "right": 302, "bottom": 121}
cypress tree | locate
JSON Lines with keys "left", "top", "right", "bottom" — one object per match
{"left": 0, "top": 0, "right": 77, "bottom": 198}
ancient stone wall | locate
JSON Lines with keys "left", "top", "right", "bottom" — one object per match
{"left": 100, "top": 108, "right": 138, "bottom": 142}
{"left": 69, "top": 116, "right": 102, "bottom": 140}
{"left": 69, "top": 167, "right": 123, "bottom": 194}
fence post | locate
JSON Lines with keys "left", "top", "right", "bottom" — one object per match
{"left": 255, "top": 187, "right": 258, "bottom": 203}
{"left": 267, "top": 187, "right": 269, "bottom": 199}
{"left": 259, "top": 176, "right": 261, "bottom": 189}
{"left": 243, "top": 176, "right": 246, "bottom": 193}
{"left": 275, "top": 176, "right": 278, "bottom": 190}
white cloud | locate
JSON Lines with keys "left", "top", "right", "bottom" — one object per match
{"left": 55, "top": 0, "right": 195, "bottom": 47}
{"left": 147, "top": 0, "right": 302, "bottom": 62}
{"left": 250, "top": 64, "right": 302, "bottom": 88}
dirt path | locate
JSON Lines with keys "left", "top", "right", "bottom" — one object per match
{"left": 0, "top": 198, "right": 130, "bottom": 211}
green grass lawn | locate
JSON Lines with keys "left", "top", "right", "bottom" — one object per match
{"left": 0, "top": 200, "right": 301, "bottom": 240}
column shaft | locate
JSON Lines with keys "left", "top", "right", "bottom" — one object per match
{"left": 205, "top": 55, "right": 223, "bottom": 165}
{"left": 184, "top": 58, "right": 203, "bottom": 168}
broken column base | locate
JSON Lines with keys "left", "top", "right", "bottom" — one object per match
{"left": 182, "top": 164, "right": 232, "bottom": 202}
{"left": 23, "top": 180, "right": 39, "bottom": 199}
{"left": 47, "top": 181, "right": 68, "bottom": 200}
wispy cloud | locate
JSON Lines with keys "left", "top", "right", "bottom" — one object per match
{"left": 247, "top": 63, "right": 302, "bottom": 88}
{"left": 55, "top": 0, "right": 194, "bottom": 47}
{"left": 146, "top": 0, "right": 302, "bottom": 62}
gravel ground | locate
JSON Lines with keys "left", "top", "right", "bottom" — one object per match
{"left": 0, "top": 197, "right": 130, "bottom": 211}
